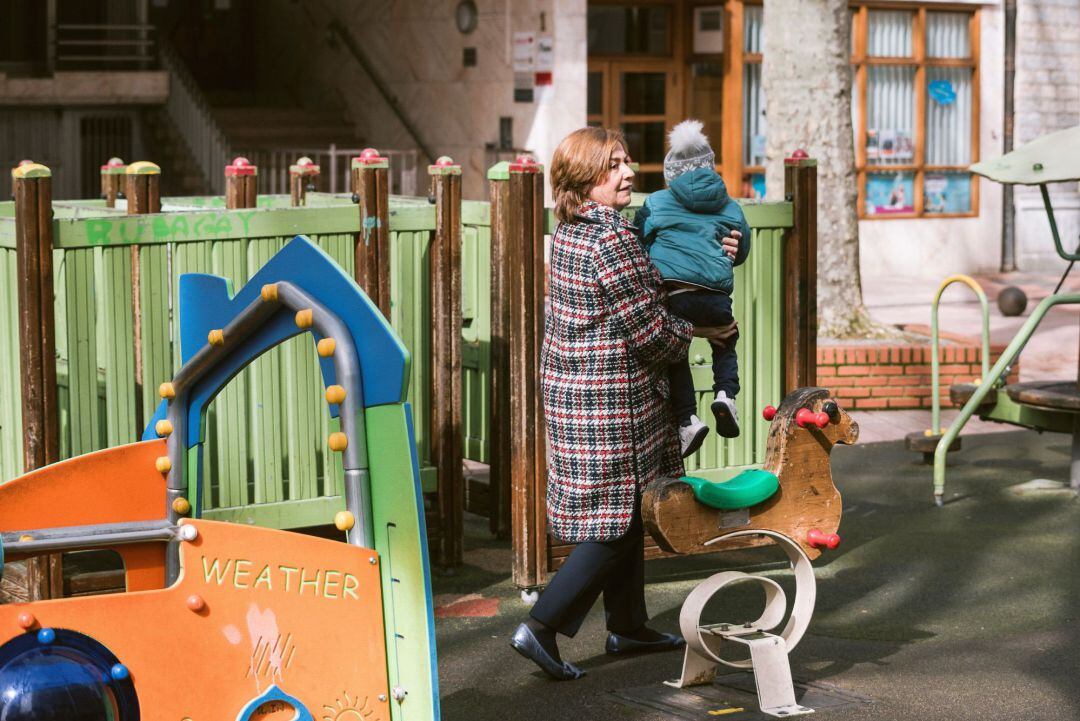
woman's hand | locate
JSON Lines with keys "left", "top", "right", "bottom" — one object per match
{"left": 693, "top": 320, "right": 739, "bottom": 348}
{"left": 720, "top": 230, "right": 741, "bottom": 260}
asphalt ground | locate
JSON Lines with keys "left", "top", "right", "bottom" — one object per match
{"left": 433, "top": 431, "right": 1080, "bottom": 721}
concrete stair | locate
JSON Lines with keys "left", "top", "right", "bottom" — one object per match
{"left": 213, "top": 106, "right": 362, "bottom": 150}
{"left": 141, "top": 107, "right": 213, "bottom": 197}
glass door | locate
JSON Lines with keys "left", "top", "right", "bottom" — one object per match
{"left": 588, "top": 60, "right": 677, "bottom": 192}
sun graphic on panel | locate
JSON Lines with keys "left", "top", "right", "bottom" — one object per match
{"left": 322, "top": 692, "right": 373, "bottom": 720}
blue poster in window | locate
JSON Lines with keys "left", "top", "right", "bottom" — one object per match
{"left": 866, "top": 173, "right": 914, "bottom": 215}
{"left": 925, "top": 173, "right": 972, "bottom": 214}
{"left": 929, "top": 79, "right": 957, "bottom": 106}
{"left": 749, "top": 172, "right": 765, "bottom": 200}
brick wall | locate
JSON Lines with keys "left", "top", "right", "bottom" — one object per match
{"left": 817, "top": 339, "right": 1019, "bottom": 411}
{"left": 1015, "top": 0, "right": 1080, "bottom": 147}
{"left": 1013, "top": 0, "right": 1080, "bottom": 270}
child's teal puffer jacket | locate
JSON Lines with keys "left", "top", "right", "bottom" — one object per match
{"left": 634, "top": 167, "right": 752, "bottom": 294}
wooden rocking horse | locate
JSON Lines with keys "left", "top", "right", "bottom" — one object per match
{"left": 643, "top": 387, "right": 859, "bottom": 560}
{"left": 644, "top": 388, "right": 858, "bottom": 717}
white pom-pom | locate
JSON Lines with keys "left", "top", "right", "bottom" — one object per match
{"left": 668, "top": 119, "right": 709, "bottom": 155}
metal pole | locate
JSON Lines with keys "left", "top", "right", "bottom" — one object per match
{"left": 1001, "top": 0, "right": 1017, "bottom": 271}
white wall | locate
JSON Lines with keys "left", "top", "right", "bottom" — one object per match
{"left": 860, "top": 1, "right": 1005, "bottom": 280}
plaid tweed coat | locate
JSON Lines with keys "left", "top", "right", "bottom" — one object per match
{"left": 541, "top": 200, "right": 694, "bottom": 542}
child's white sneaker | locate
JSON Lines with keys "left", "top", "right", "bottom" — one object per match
{"left": 679, "top": 415, "right": 709, "bottom": 458}
{"left": 711, "top": 391, "right": 740, "bottom": 438}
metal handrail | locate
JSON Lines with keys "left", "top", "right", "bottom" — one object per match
{"left": 54, "top": 22, "right": 155, "bottom": 69}
{"left": 929, "top": 275, "right": 991, "bottom": 435}
{"left": 933, "top": 292, "right": 1080, "bottom": 504}
{"left": 241, "top": 145, "right": 420, "bottom": 196}
{"left": 159, "top": 41, "right": 231, "bottom": 195}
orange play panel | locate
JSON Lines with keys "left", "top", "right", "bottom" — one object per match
{"left": 0, "top": 520, "right": 391, "bottom": 720}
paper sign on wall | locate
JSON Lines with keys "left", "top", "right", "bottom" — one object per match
{"left": 513, "top": 31, "right": 535, "bottom": 102}
{"left": 535, "top": 36, "right": 554, "bottom": 86}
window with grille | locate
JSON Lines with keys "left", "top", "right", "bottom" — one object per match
{"left": 740, "top": 3, "right": 978, "bottom": 217}
{"left": 854, "top": 7, "right": 978, "bottom": 218}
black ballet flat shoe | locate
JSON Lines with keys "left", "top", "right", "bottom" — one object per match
{"left": 510, "top": 623, "right": 586, "bottom": 681}
{"left": 604, "top": 630, "right": 686, "bottom": 655}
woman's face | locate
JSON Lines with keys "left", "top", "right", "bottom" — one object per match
{"left": 588, "top": 146, "right": 635, "bottom": 210}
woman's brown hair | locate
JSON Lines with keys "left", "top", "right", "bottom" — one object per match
{"left": 550, "top": 127, "right": 628, "bottom": 223}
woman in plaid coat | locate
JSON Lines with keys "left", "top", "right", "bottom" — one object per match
{"left": 510, "top": 127, "right": 731, "bottom": 681}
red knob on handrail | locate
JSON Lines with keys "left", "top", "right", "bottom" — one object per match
{"left": 762, "top": 405, "right": 777, "bottom": 421}
{"left": 807, "top": 528, "right": 840, "bottom": 550}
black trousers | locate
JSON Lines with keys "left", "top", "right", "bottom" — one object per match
{"left": 529, "top": 501, "right": 647, "bottom": 638}
{"left": 667, "top": 290, "right": 740, "bottom": 422}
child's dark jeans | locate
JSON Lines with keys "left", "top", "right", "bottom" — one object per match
{"left": 668, "top": 290, "right": 740, "bottom": 423}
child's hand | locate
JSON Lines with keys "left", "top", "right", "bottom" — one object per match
{"left": 693, "top": 320, "right": 739, "bottom": 347}
{"left": 721, "top": 230, "right": 741, "bottom": 260}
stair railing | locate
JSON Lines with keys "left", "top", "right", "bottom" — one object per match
{"left": 933, "top": 292, "right": 1080, "bottom": 505}
{"left": 241, "top": 145, "right": 419, "bottom": 197}
{"left": 159, "top": 41, "right": 231, "bottom": 195}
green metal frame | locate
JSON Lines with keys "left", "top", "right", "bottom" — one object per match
{"left": 933, "top": 293, "right": 1080, "bottom": 503}
{"left": 929, "top": 275, "right": 991, "bottom": 434}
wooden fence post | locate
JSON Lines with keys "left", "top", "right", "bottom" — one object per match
{"left": 290, "top": 156, "right": 320, "bottom": 207}
{"left": 13, "top": 161, "right": 61, "bottom": 599}
{"left": 782, "top": 150, "right": 818, "bottom": 393}
{"left": 503, "top": 156, "right": 547, "bottom": 590}
{"left": 429, "top": 156, "right": 464, "bottom": 568}
{"left": 486, "top": 163, "right": 512, "bottom": 539}
{"left": 226, "top": 156, "right": 258, "bottom": 210}
{"left": 100, "top": 157, "right": 126, "bottom": 208}
{"left": 125, "top": 161, "right": 161, "bottom": 433}
{"left": 351, "top": 148, "right": 392, "bottom": 318}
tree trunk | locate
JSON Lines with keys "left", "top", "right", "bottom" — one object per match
{"left": 763, "top": 0, "right": 884, "bottom": 339}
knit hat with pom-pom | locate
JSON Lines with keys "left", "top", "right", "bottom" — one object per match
{"left": 663, "top": 119, "right": 715, "bottom": 184}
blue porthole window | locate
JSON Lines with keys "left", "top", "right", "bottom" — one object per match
{"left": 0, "top": 628, "right": 139, "bottom": 720}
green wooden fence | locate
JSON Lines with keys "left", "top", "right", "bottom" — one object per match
{"left": 0, "top": 194, "right": 494, "bottom": 528}
{"left": 0, "top": 190, "right": 790, "bottom": 526}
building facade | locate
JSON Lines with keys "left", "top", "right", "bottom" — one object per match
{"left": 2, "top": 0, "right": 1076, "bottom": 278}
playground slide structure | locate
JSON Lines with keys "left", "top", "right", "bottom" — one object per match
{"left": 0, "top": 236, "right": 438, "bottom": 720}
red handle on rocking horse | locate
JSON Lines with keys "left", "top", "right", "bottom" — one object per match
{"left": 796, "top": 408, "right": 829, "bottom": 429}
{"left": 807, "top": 528, "right": 841, "bottom": 549}
{"left": 762, "top": 405, "right": 777, "bottom": 421}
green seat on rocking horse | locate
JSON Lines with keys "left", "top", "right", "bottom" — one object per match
{"left": 681, "top": 469, "right": 780, "bottom": 510}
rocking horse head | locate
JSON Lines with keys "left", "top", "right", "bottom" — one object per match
{"left": 763, "top": 387, "right": 858, "bottom": 474}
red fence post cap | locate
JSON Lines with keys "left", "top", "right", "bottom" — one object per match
{"left": 428, "top": 155, "right": 461, "bottom": 175}
{"left": 510, "top": 155, "right": 542, "bottom": 173}
{"left": 352, "top": 148, "right": 389, "bottom": 168}
{"left": 226, "top": 156, "right": 257, "bottom": 176}
{"left": 101, "top": 157, "right": 127, "bottom": 173}
{"left": 289, "top": 156, "right": 321, "bottom": 175}
{"left": 790, "top": 149, "right": 809, "bottom": 159}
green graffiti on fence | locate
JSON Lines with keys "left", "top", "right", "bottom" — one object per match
{"left": 82, "top": 211, "right": 257, "bottom": 246}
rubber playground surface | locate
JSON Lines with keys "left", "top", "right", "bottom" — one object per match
{"left": 433, "top": 430, "right": 1080, "bottom": 720}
